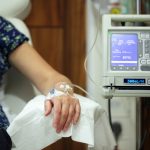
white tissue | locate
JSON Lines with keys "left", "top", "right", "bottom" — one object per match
{"left": 7, "top": 94, "right": 116, "bottom": 150}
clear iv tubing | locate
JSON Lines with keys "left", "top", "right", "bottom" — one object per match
{"left": 69, "top": 2, "right": 101, "bottom": 101}
{"left": 84, "top": 2, "right": 101, "bottom": 87}
{"left": 71, "top": 83, "right": 96, "bottom": 100}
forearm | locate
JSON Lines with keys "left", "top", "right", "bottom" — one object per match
{"left": 9, "top": 43, "right": 80, "bottom": 133}
{"left": 9, "top": 42, "right": 72, "bottom": 95}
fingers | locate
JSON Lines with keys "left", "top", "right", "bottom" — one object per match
{"left": 73, "top": 99, "right": 80, "bottom": 124}
{"left": 56, "top": 103, "right": 69, "bottom": 133}
{"left": 45, "top": 95, "right": 81, "bottom": 133}
{"left": 44, "top": 100, "right": 53, "bottom": 116}
{"left": 52, "top": 97, "right": 62, "bottom": 129}
{"left": 63, "top": 105, "right": 75, "bottom": 131}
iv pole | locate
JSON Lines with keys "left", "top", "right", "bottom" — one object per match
{"left": 135, "top": 1, "right": 149, "bottom": 150}
{"left": 136, "top": 0, "right": 141, "bottom": 14}
{"left": 136, "top": 1, "right": 142, "bottom": 150}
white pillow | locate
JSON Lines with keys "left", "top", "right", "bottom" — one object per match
{"left": 0, "top": 0, "right": 31, "bottom": 19}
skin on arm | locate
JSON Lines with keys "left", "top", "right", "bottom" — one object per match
{"left": 9, "top": 42, "right": 80, "bottom": 133}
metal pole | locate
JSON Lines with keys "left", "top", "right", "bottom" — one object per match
{"left": 136, "top": 0, "right": 141, "bottom": 14}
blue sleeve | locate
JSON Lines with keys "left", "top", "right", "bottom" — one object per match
{"left": 0, "top": 16, "right": 29, "bottom": 76}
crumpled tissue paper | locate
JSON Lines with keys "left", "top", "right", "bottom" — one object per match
{"left": 7, "top": 94, "right": 116, "bottom": 150}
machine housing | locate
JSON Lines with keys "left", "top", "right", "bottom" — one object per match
{"left": 102, "top": 15, "right": 150, "bottom": 98}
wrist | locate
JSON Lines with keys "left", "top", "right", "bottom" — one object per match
{"left": 46, "top": 82, "right": 74, "bottom": 99}
{"left": 55, "top": 82, "right": 74, "bottom": 95}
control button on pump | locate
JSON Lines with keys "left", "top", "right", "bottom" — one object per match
{"left": 147, "top": 60, "right": 150, "bottom": 65}
{"left": 145, "top": 34, "right": 150, "bottom": 39}
{"left": 145, "top": 54, "right": 150, "bottom": 58}
{"left": 119, "top": 66, "right": 123, "bottom": 70}
{"left": 141, "top": 65, "right": 150, "bottom": 71}
{"left": 140, "top": 33, "right": 146, "bottom": 39}
{"left": 112, "top": 67, "right": 115, "bottom": 70}
{"left": 112, "top": 66, "right": 117, "bottom": 70}
{"left": 145, "top": 39, "right": 150, "bottom": 43}
{"left": 140, "top": 59, "right": 147, "bottom": 65}
{"left": 147, "top": 79, "right": 150, "bottom": 85}
{"left": 141, "top": 33, "right": 150, "bottom": 39}
{"left": 132, "top": 67, "right": 137, "bottom": 70}
{"left": 145, "top": 40, "right": 150, "bottom": 49}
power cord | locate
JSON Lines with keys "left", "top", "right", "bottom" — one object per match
{"left": 108, "top": 99, "right": 113, "bottom": 130}
{"left": 139, "top": 99, "right": 150, "bottom": 150}
{"left": 108, "top": 98, "right": 122, "bottom": 150}
{"left": 139, "top": 130, "right": 149, "bottom": 150}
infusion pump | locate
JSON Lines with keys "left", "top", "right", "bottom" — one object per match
{"left": 102, "top": 15, "right": 150, "bottom": 98}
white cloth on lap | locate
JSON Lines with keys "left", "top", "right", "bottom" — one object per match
{"left": 7, "top": 94, "right": 116, "bottom": 150}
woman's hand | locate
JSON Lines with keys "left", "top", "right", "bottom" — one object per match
{"left": 44, "top": 95, "right": 80, "bottom": 133}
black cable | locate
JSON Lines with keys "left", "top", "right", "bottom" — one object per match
{"left": 121, "top": 22, "right": 125, "bottom": 26}
{"left": 139, "top": 100, "right": 150, "bottom": 150}
{"left": 108, "top": 98, "right": 113, "bottom": 130}
{"left": 139, "top": 130, "right": 149, "bottom": 150}
{"left": 108, "top": 99, "right": 122, "bottom": 150}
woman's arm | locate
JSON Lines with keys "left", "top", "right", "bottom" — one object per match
{"left": 9, "top": 42, "right": 71, "bottom": 95}
{"left": 9, "top": 42, "right": 80, "bottom": 133}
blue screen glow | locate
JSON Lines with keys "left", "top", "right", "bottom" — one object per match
{"left": 124, "top": 79, "right": 145, "bottom": 84}
{"left": 111, "top": 34, "right": 138, "bottom": 67}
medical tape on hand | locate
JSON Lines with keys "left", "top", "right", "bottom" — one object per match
{"left": 46, "top": 89, "right": 65, "bottom": 100}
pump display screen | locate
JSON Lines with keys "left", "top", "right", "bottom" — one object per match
{"left": 111, "top": 34, "right": 138, "bottom": 67}
{"left": 124, "top": 78, "right": 145, "bottom": 84}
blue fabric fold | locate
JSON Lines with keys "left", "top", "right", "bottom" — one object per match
{"left": 0, "top": 16, "right": 29, "bottom": 129}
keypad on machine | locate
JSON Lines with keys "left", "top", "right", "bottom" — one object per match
{"left": 140, "top": 32, "right": 150, "bottom": 71}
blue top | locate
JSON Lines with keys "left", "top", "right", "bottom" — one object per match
{"left": 0, "top": 16, "right": 29, "bottom": 129}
